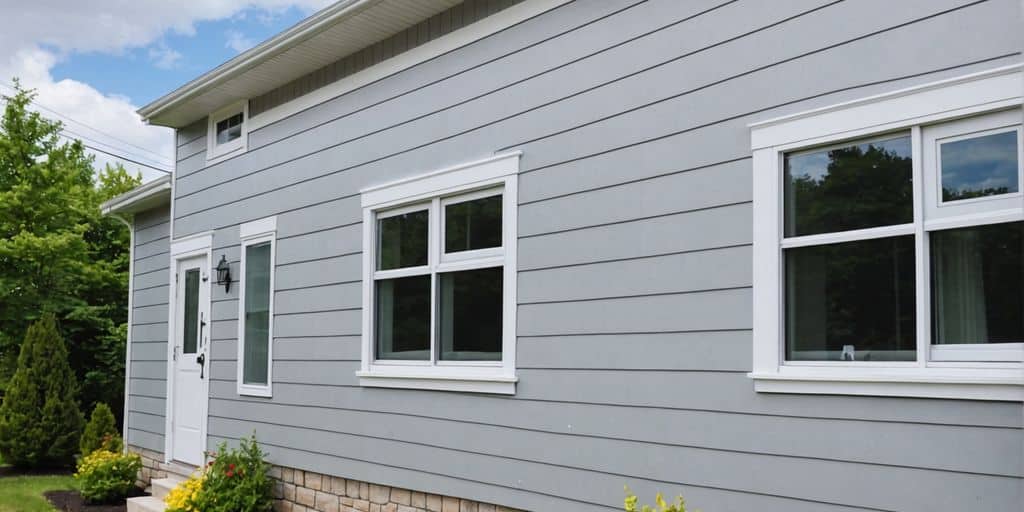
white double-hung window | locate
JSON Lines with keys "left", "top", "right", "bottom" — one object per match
{"left": 750, "top": 65, "right": 1023, "bottom": 401}
{"left": 358, "top": 152, "right": 519, "bottom": 394}
{"left": 207, "top": 100, "right": 248, "bottom": 162}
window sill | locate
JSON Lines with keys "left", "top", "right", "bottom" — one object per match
{"left": 356, "top": 370, "right": 517, "bottom": 395}
{"left": 237, "top": 384, "right": 272, "bottom": 398}
{"left": 750, "top": 369, "right": 1023, "bottom": 401}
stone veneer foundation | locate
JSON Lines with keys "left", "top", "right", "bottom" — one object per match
{"left": 128, "top": 446, "right": 522, "bottom": 512}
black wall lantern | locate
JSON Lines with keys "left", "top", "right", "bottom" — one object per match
{"left": 215, "top": 255, "right": 232, "bottom": 293}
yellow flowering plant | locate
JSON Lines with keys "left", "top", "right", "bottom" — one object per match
{"left": 164, "top": 470, "right": 207, "bottom": 512}
{"left": 624, "top": 486, "right": 694, "bottom": 512}
{"left": 74, "top": 436, "right": 142, "bottom": 503}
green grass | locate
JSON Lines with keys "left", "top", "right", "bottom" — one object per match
{"left": 0, "top": 474, "right": 76, "bottom": 512}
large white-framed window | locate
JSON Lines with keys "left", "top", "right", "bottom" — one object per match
{"left": 207, "top": 100, "right": 248, "bottom": 162}
{"left": 358, "top": 152, "right": 519, "bottom": 394}
{"left": 236, "top": 216, "right": 276, "bottom": 397}
{"left": 750, "top": 65, "right": 1023, "bottom": 401}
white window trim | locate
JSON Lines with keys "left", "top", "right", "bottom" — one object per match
{"left": 750, "top": 64, "right": 1024, "bottom": 401}
{"left": 207, "top": 100, "right": 248, "bottom": 163}
{"left": 236, "top": 216, "right": 276, "bottom": 397}
{"left": 358, "top": 151, "right": 520, "bottom": 394}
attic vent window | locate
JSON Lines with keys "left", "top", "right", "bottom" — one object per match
{"left": 216, "top": 113, "right": 244, "bottom": 144}
{"left": 206, "top": 100, "right": 248, "bottom": 162}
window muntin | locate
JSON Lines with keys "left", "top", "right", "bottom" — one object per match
{"left": 215, "top": 113, "right": 244, "bottom": 145}
{"left": 784, "top": 135, "right": 913, "bottom": 237}
{"left": 939, "top": 129, "right": 1019, "bottom": 202}
{"left": 242, "top": 242, "right": 271, "bottom": 386}
{"left": 372, "top": 189, "right": 505, "bottom": 365}
{"left": 780, "top": 111, "right": 1023, "bottom": 366}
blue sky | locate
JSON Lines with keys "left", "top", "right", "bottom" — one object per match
{"left": 50, "top": 6, "right": 310, "bottom": 107}
{"left": 0, "top": 1, "right": 330, "bottom": 182}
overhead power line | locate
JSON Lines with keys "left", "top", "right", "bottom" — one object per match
{"left": 0, "top": 96, "right": 172, "bottom": 174}
{"left": 0, "top": 80, "right": 174, "bottom": 166}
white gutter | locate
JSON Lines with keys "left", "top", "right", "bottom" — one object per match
{"left": 107, "top": 213, "right": 135, "bottom": 450}
{"left": 137, "top": 0, "right": 374, "bottom": 122}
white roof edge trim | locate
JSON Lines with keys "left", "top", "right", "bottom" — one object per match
{"left": 748, "top": 63, "right": 1023, "bottom": 131}
{"left": 100, "top": 175, "right": 172, "bottom": 216}
{"left": 137, "top": 0, "right": 374, "bottom": 121}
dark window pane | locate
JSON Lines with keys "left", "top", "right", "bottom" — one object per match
{"left": 931, "top": 221, "right": 1023, "bottom": 345}
{"left": 377, "top": 210, "right": 428, "bottom": 270}
{"left": 445, "top": 195, "right": 502, "bottom": 253}
{"left": 439, "top": 267, "right": 502, "bottom": 361}
{"left": 784, "top": 136, "right": 913, "bottom": 237}
{"left": 215, "top": 113, "right": 244, "bottom": 145}
{"left": 182, "top": 269, "right": 200, "bottom": 354}
{"left": 940, "top": 130, "right": 1019, "bottom": 202}
{"left": 375, "top": 275, "right": 430, "bottom": 360}
{"left": 786, "top": 236, "right": 916, "bottom": 361}
{"left": 243, "top": 243, "right": 271, "bottom": 385}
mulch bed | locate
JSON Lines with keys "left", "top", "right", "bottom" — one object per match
{"left": 45, "top": 488, "right": 146, "bottom": 512}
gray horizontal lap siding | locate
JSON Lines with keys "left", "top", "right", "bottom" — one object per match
{"left": 128, "top": 207, "right": 170, "bottom": 453}
{"left": 170, "top": 0, "right": 1023, "bottom": 510}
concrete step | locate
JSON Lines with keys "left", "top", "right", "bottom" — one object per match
{"left": 151, "top": 476, "right": 185, "bottom": 500}
{"left": 127, "top": 496, "right": 166, "bottom": 512}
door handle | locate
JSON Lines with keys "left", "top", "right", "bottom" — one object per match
{"left": 199, "top": 312, "right": 206, "bottom": 348}
{"left": 197, "top": 353, "right": 206, "bottom": 379}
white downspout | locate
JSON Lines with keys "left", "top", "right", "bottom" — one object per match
{"left": 110, "top": 213, "right": 135, "bottom": 451}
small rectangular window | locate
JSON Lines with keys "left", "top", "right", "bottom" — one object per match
{"left": 939, "top": 129, "right": 1019, "bottom": 202}
{"left": 242, "top": 242, "right": 271, "bottom": 385}
{"left": 377, "top": 209, "right": 429, "bottom": 270}
{"left": 375, "top": 275, "right": 431, "bottom": 360}
{"left": 237, "top": 216, "right": 276, "bottom": 397}
{"left": 445, "top": 194, "right": 502, "bottom": 253}
{"left": 439, "top": 267, "right": 503, "bottom": 361}
{"left": 216, "top": 113, "right": 244, "bottom": 145}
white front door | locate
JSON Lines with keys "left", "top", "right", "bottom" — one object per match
{"left": 171, "top": 254, "right": 210, "bottom": 466}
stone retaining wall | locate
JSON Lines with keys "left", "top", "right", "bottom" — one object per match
{"left": 129, "top": 445, "right": 167, "bottom": 488}
{"left": 270, "top": 465, "right": 522, "bottom": 512}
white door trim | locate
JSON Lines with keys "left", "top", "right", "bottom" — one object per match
{"left": 164, "top": 234, "right": 213, "bottom": 465}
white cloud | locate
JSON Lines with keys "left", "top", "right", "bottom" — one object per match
{"left": 0, "top": 0, "right": 333, "bottom": 182}
{"left": 148, "top": 43, "right": 183, "bottom": 70}
{"left": 225, "top": 30, "right": 256, "bottom": 54}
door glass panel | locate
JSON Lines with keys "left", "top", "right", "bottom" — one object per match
{"left": 438, "top": 267, "right": 503, "bottom": 361}
{"left": 375, "top": 275, "right": 430, "bottom": 360}
{"left": 940, "top": 129, "right": 1019, "bottom": 202}
{"left": 243, "top": 243, "right": 271, "bottom": 385}
{"left": 445, "top": 195, "right": 502, "bottom": 253}
{"left": 784, "top": 135, "right": 913, "bottom": 237}
{"left": 182, "top": 268, "right": 200, "bottom": 354}
{"left": 785, "top": 235, "right": 916, "bottom": 361}
{"left": 931, "top": 221, "right": 1023, "bottom": 345}
{"left": 377, "top": 210, "right": 428, "bottom": 270}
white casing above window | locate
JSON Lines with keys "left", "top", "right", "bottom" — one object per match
{"left": 206, "top": 100, "right": 248, "bottom": 163}
{"left": 749, "top": 64, "right": 1024, "bottom": 401}
{"left": 358, "top": 152, "right": 520, "bottom": 394}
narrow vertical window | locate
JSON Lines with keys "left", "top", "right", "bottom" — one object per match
{"left": 237, "top": 216, "right": 276, "bottom": 396}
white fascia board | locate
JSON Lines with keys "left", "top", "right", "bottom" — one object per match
{"left": 100, "top": 175, "right": 172, "bottom": 216}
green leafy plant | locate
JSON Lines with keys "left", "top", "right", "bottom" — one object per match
{"left": 624, "top": 486, "right": 694, "bottom": 512}
{"left": 166, "top": 434, "right": 273, "bottom": 512}
{"left": 81, "top": 402, "right": 119, "bottom": 456}
{"left": 74, "top": 436, "right": 141, "bottom": 503}
{"left": 0, "top": 314, "right": 85, "bottom": 468}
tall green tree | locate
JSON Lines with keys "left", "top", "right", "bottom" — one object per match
{"left": 0, "top": 81, "right": 140, "bottom": 421}
{"left": 0, "top": 314, "right": 85, "bottom": 468}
